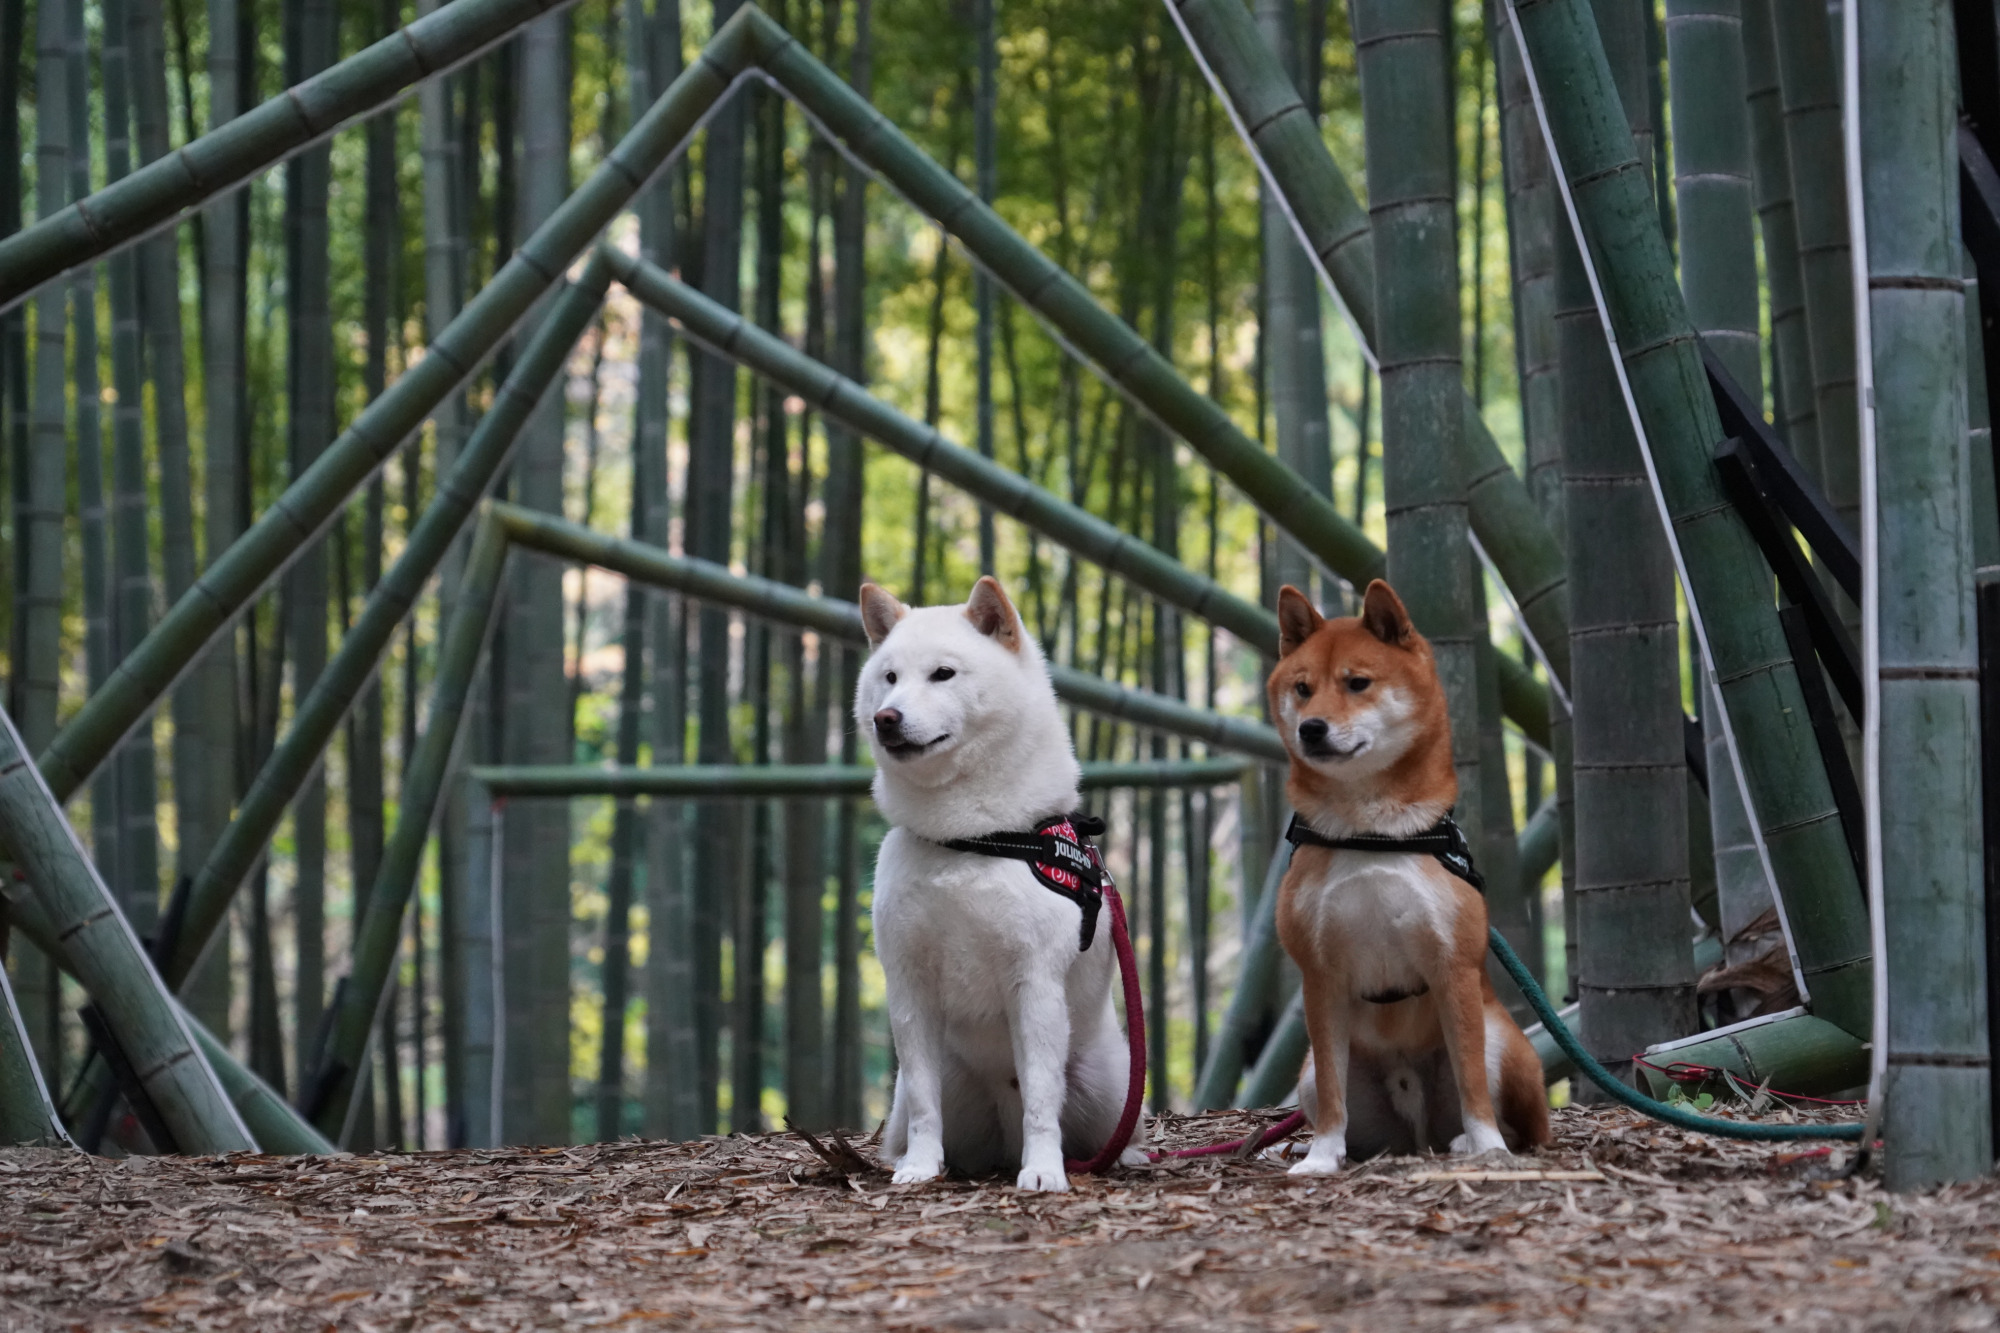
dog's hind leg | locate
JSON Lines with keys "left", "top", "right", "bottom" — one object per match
{"left": 1061, "top": 1021, "right": 1143, "bottom": 1166}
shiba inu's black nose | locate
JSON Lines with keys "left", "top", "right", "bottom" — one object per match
{"left": 1298, "top": 718, "right": 1329, "bottom": 745}
{"left": 874, "top": 708, "right": 904, "bottom": 739}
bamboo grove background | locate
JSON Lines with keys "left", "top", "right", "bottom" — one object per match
{"left": 0, "top": 0, "right": 1689, "bottom": 1150}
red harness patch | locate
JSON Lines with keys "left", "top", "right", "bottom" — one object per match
{"left": 942, "top": 814, "right": 1111, "bottom": 950}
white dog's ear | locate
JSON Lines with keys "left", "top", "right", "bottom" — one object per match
{"left": 964, "top": 576, "right": 1022, "bottom": 652}
{"left": 859, "top": 583, "right": 907, "bottom": 646}
{"left": 1276, "top": 585, "right": 1324, "bottom": 658}
{"left": 1359, "top": 579, "right": 1415, "bottom": 647}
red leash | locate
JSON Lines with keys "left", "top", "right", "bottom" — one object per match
{"left": 1064, "top": 882, "right": 1146, "bottom": 1174}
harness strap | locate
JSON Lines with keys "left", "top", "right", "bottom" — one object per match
{"left": 942, "top": 813, "right": 1109, "bottom": 950}
{"left": 1284, "top": 811, "right": 1485, "bottom": 892}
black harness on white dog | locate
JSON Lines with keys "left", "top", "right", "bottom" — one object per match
{"left": 943, "top": 813, "right": 1111, "bottom": 951}
{"left": 1283, "top": 810, "right": 1485, "bottom": 893}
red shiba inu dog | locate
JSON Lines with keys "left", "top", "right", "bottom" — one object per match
{"left": 1269, "top": 580, "right": 1549, "bottom": 1174}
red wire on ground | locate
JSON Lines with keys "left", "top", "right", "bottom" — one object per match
{"left": 1152, "top": 1109, "right": 1307, "bottom": 1160}
{"left": 1630, "top": 1055, "right": 1866, "bottom": 1107}
{"left": 1064, "top": 883, "right": 1146, "bottom": 1175}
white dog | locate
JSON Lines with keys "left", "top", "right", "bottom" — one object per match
{"left": 858, "top": 576, "right": 1142, "bottom": 1192}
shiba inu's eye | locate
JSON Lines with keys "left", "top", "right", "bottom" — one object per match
{"left": 1292, "top": 681, "right": 1311, "bottom": 700}
{"left": 885, "top": 671, "right": 897, "bottom": 685}
{"left": 930, "top": 667, "right": 956, "bottom": 682}
{"left": 1347, "top": 676, "right": 1372, "bottom": 693}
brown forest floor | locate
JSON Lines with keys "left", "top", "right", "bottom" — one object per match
{"left": 0, "top": 1105, "right": 1995, "bottom": 1331}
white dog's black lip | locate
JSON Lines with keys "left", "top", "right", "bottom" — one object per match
{"left": 883, "top": 733, "right": 950, "bottom": 760}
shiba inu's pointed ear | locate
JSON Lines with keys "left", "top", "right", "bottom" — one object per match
{"left": 1276, "top": 585, "right": 1323, "bottom": 658}
{"left": 1360, "top": 579, "right": 1415, "bottom": 647}
{"left": 860, "top": 583, "right": 908, "bottom": 646}
{"left": 965, "top": 576, "right": 1023, "bottom": 652}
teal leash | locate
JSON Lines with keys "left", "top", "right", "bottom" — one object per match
{"left": 1488, "top": 929, "right": 1864, "bottom": 1143}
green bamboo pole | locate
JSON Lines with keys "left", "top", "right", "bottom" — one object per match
{"left": 100, "top": 0, "right": 159, "bottom": 944}
{"left": 1770, "top": 0, "right": 1858, "bottom": 536}
{"left": 0, "top": 0, "right": 582, "bottom": 311}
{"left": 462, "top": 771, "right": 498, "bottom": 1146}
{"left": 489, "top": 500, "right": 1290, "bottom": 764}
{"left": 1505, "top": 0, "right": 1872, "bottom": 1038}
{"left": 0, "top": 709, "right": 255, "bottom": 1153}
{"left": 1665, "top": 0, "right": 1777, "bottom": 972}
{"left": 1635, "top": 1013, "right": 1867, "bottom": 1101}
{"left": 1165, "top": 0, "right": 1571, "bottom": 697}
{"left": 1857, "top": 0, "right": 1990, "bottom": 1189}
{"left": 1740, "top": 0, "right": 1818, "bottom": 474}
{"left": 0, "top": 960, "right": 69, "bottom": 1146}
{"left": 1353, "top": 0, "right": 1481, "bottom": 861}
{"left": 1240, "top": 988, "right": 1307, "bottom": 1109}
{"left": 609, "top": 255, "right": 1285, "bottom": 654}
{"left": 35, "top": 12, "right": 760, "bottom": 807}
{"left": 164, "top": 252, "right": 613, "bottom": 995}
{"left": 1550, "top": 0, "right": 1697, "bottom": 1092}
{"left": 309, "top": 511, "right": 510, "bottom": 1142}
{"left": 1191, "top": 837, "right": 1290, "bottom": 1110}
{"left": 1476, "top": 595, "right": 1532, "bottom": 985}
{"left": 1495, "top": 0, "right": 1576, "bottom": 993}
{"left": 473, "top": 760, "right": 1250, "bottom": 799}
{"left": 188, "top": 1011, "right": 335, "bottom": 1154}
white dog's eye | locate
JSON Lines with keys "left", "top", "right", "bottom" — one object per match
{"left": 930, "top": 667, "right": 956, "bottom": 682}
{"left": 885, "top": 671, "right": 897, "bottom": 685}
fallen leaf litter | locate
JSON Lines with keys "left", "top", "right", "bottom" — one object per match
{"left": 0, "top": 1105, "right": 1993, "bottom": 1330}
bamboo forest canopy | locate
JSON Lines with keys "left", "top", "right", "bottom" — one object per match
{"left": 0, "top": 0, "right": 1988, "bottom": 1196}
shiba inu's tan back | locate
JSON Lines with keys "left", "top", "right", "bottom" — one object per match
{"left": 1268, "top": 580, "right": 1549, "bottom": 1172}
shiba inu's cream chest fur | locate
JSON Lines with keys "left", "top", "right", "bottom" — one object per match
{"left": 857, "top": 577, "right": 1141, "bottom": 1192}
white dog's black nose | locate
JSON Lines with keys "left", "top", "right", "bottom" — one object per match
{"left": 874, "top": 708, "right": 904, "bottom": 739}
{"left": 1299, "top": 717, "right": 1329, "bottom": 745}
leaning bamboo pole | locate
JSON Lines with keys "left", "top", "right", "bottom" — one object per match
{"left": 1856, "top": 0, "right": 1990, "bottom": 1188}
{"left": 1353, "top": 0, "right": 1482, "bottom": 850}
{"left": 496, "top": 500, "right": 1290, "bottom": 763}
{"left": 1664, "top": 0, "right": 1777, "bottom": 972}
{"left": 34, "top": 12, "right": 761, "bottom": 808}
{"left": 744, "top": 7, "right": 1549, "bottom": 738}
{"left": 0, "top": 961, "right": 68, "bottom": 1146}
{"left": 0, "top": 0, "right": 583, "bottom": 311}
{"left": 473, "top": 760, "right": 1250, "bottom": 799}
{"left": 306, "top": 513, "right": 512, "bottom": 1142}
{"left": 0, "top": 709, "right": 255, "bottom": 1154}
{"left": 1504, "top": 0, "right": 1872, "bottom": 1038}
{"left": 165, "top": 252, "right": 614, "bottom": 996}
{"left": 1165, "top": 0, "right": 1571, "bottom": 696}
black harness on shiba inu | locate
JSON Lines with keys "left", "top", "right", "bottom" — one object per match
{"left": 1283, "top": 811, "right": 1485, "bottom": 892}
{"left": 942, "top": 813, "right": 1110, "bottom": 951}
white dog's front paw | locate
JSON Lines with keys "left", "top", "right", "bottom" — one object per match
{"left": 891, "top": 1151, "right": 944, "bottom": 1185}
{"left": 1117, "top": 1147, "right": 1150, "bottom": 1168}
{"left": 1016, "top": 1159, "right": 1070, "bottom": 1192}
{"left": 1449, "top": 1122, "right": 1510, "bottom": 1157}
{"left": 1288, "top": 1133, "right": 1347, "bottom": 1176}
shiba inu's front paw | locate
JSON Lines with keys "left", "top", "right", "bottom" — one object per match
{"left": 1288, "top": 1133, "right": 1347, "bottom": 1176}
{"left": 891, "top": 1151, "right": 944, "bottom": 1184}
{"left": 1449, "top": 1122, "right": 1510, "bottom": 1157}
{"left": 1016, "top": 1160, "right": 1070, "bottom": 1192}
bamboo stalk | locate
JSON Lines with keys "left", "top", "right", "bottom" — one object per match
{"left": 0, "top": 709, "right": 255, "bottom": 1153}
{"left": 0, "top": 0, "right": 585, "bottom": 311}
{"left": 1166, "top": 0, "right": 1571, "bottom": 695}
{"left": 1191, "top": 837, "right": 1290, "bottom": 1110}
{"left": 20, "top": 0, "right": 65, "bottom": 764}
{"left": 1505, "top": 0, "right": 1872, "bottom": 1038}
{"left": 1665, "top": 0, "right": 1777, "bottom": 973}
{"left": 1634, "top": 1013, "right": 1866, "bottom": 1101}
{"left": 35, "top": 12, "right": 761, "bottom": 807}
{"left": 472, "top": 760, "right": 1251, "bottom": 799}
{"left": 309, "top": 512, "right": 511, "bottom": 1143}
{"left": 163, "top": 254, "right": 614, "bottom": 996}
{"left": 0, "top": 960, "right": 69, "bottom": 1146}
{"left": 1739, "top": 0, "right": 1817, "bottom": 472}
{"left": 608, "top": 253, "right": 1289, "bottom": 659}
{"left": 491, "top": 500, "right": 1292, "bottom": 763}
{"left": 1858, "top": 0, "right": 1990, "bottom": 1188}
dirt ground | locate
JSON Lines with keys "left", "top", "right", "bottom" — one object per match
{"left": 0, "top": 1105, "right": 1993, "bottom": 1331}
